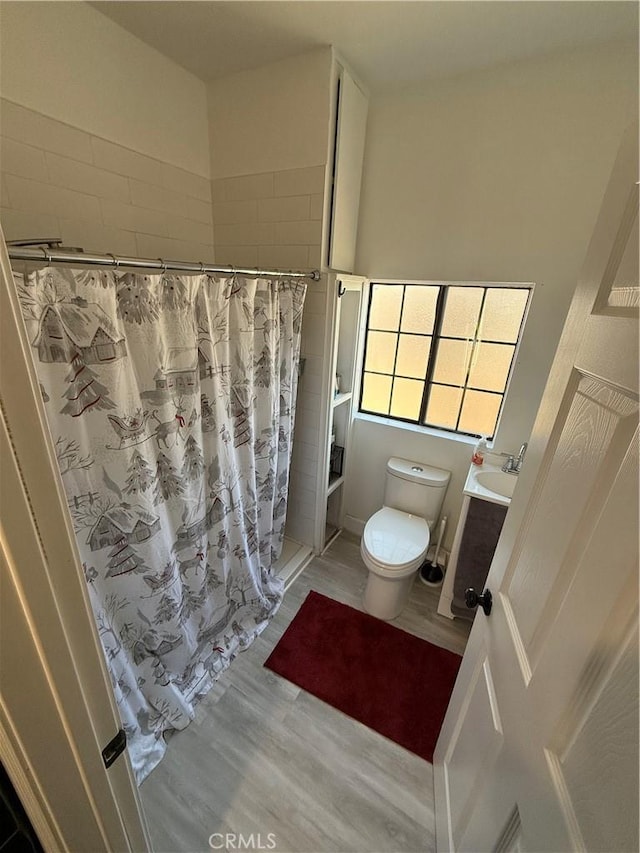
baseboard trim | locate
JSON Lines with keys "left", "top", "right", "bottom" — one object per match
{"left": 344, "top": 514, "right": 365, "bottom": 537}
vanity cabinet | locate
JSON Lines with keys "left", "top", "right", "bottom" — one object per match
{"left": 316, "top": 273, "right": 367, "bottom": 551}
{"left": 438, "top": 494, "right": 508, "bottom": 620}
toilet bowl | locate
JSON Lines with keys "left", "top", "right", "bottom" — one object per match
{"left": 360, "top": 458, "right": 450, "bottom": 621}
{"left": 361, "top": 507, "right": 430, "bottom": 620}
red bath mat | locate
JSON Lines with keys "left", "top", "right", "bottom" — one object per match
{"left": 264, "top": 591, "right": 462, "bottom": 762}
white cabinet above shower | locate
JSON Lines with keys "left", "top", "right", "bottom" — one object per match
{"left": 317, "top": 273, "right": 367, "bottom": 551}
{"left": 327, "top": 67, "right": 368, "bottom": 272}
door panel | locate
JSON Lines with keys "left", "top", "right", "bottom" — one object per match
{"left": 558, "top": 622, "right": 638, "bottom": 852}
{"left": 446, "top": 653, "right": 504, "bottom": 848}
{"left": 507, "top": 373, "right": 637, "bottom": 655}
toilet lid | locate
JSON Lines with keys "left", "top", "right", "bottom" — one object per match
{"left": 363, "top": 507, "right": 429, "bottom": 569}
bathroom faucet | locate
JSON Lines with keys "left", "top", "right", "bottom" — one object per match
{"left": 502, "top": 443, "right": 527, "bottom": 474}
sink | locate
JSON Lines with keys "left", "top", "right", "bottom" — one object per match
{"left": 474, "top": 469, "right": 517, "bottom": 499}
{"left": 463, "top": 462, "right": 517, "bottom": 506}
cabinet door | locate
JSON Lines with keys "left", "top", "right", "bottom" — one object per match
{"left": 328, "top": 70, "right": 368, "bottom": 272}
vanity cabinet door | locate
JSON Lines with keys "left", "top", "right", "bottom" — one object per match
{"left": 450, "top": 498, "right": 507, "bottom": 620}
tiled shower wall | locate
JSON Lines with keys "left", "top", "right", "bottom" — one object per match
{"left": 211, "top": 166, "right": 328, "bottom": 549}
{"left": 287, "top": 274, "right": 329, "bottom": 547}
{"left": 211, "top": 165, "right": 324, "bottom": 272}
{"left": 0, "top": 98, "right": 215, "bottom": 261}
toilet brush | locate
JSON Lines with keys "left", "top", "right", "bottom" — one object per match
{"left": 420, "top": 516, "right": 447, "bottom": 586}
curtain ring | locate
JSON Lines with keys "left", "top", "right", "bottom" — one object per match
{"left": 158, "top": 258, "right": 167, "bottom": 274}
{"left": 199, "top": 261, "right": 205, "bottom": 274}
{"left": 108, "top": 252, "right": 119, "bottom": 269}
{"left": 46, "top": 246, "right": 53, "bottom": 264}
{"left": 40, "top": 247, "right": 49, "bottom": 263}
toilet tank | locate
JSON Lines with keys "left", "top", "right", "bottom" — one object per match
{"left": 384, "top": 457, "right": 450, "bottom": 528}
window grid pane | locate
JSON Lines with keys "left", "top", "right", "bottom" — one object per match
{"left": 458, "top": 389, "right": 503, "bottom": 436}
{"left": 468, "top": 342, "right": 515, "bottom": 393}
{"left": 390, "top": 377, "right": 424, "bottom": 420}
{"left": 359, "top": 283, "right": 530, "bottom": 437}
{"left": 400, "top": 286, "right": 439, "bottom": 334}
{"left": 368, "top": 284, "right": 403, "bottom": 331}
{"left": 440, "top": 286, "right": 484, "bottom": 338}
{"left": 364, "top": 330, "right": 398, "bottom": 374}
{"left": 361, "top": 372, "right": 392, "bottom": 415}
{"left": 479, "top": 288, "right": 530, "bottom": 343}
{"left": 432, "top": 338, "right": 474, "bottom": 386}
{"left": 425, "top": 384, "right": 464, "bottom": 429}
{"left": 395, "top": 334, "right": 432, "bottom": 379}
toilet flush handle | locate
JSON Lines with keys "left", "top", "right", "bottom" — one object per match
{"left": 465, "top": 587, "right": 493, "bottom": 616}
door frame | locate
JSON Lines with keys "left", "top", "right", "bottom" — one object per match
{"left": 0, "top": 228, "right": 150, "bottom": 851}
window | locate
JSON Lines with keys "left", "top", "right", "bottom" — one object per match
{"left": 359, "top": 282, "right": 531, "bottom": 439}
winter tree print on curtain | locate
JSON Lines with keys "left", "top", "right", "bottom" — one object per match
{"left": 14, "top": 266, "right": 306, "bottom": 782}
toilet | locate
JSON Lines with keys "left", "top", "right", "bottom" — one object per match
{"left": 361, "top": 457, "right": 450, "bottom": 620}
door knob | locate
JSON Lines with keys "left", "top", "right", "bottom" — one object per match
{"left": 465, "top": 587, "right": 493, "bottom": 616}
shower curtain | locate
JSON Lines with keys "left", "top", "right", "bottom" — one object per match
{"left": 15, "top": 266, "right": 306, "bottom": 782}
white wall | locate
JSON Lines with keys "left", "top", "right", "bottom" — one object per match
{"left": 0, "top": 1, "right": 210, "bottom": 177}
{"left": 346, "top": 41, "right": 638, "bottom": 548}
{"left": 207, "top": 49, "right": 333, "bottom": 179}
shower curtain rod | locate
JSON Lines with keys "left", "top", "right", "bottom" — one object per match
{"left": 7, "top": 240, "right": 321, "bottom": 281}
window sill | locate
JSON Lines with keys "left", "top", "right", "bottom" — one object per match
{"left": 353, "top": 411, "right": 483, "bottom": 448}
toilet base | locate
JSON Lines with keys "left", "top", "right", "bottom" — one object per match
{"left": 363, "top": 569, "right": 418, "bottom": 621}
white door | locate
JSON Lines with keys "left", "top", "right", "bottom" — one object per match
{"left": 0, "top": 229, "right": 151, "bottom": 851}
{"left": 434, "top": 123, "right": 639, "bottom": 853}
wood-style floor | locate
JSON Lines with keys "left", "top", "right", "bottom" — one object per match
{"left": 140, "top": 534, "right": 471, "bottom": 853}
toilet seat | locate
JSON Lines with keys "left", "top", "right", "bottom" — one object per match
{"left": 362, "top": 507, "right": 430, "bottom": 573}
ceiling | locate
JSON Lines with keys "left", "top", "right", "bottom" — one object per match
{"left": 91, "top": 1, "right": 637, "bottom": 93}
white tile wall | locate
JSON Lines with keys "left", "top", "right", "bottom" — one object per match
{"left": 216, "top": 245, "right": 259, "bottom": 266}
{"left": 45, "top": 152, "right": 130, "bottom": 202}
{"left": 258, "top": 195, "right": 310, "bottom": 222}
{"left": 309, "top": 193, "right": 324, "bottom": 220}
{"left": 212, "top": 172, "right": 274, "bottom": 202}
{"left": 214, "top": 222, "right": 274, "bottom": 246}
{"left": 186, "top": 197, "right": 214, "bottom": 226}
{"left": 58, "top": 218, "right": 137, "bottom": 257}
{"left": 212, "top": 165, "right": 324, "bottom": 272}
{"left": 258, "top": 245, "right": 309, "bottom": 270}
{"left": 291, "top": 439, "right": 320, "bottom": 463}
{"left": 0, "top": 98, "right": 214, "bottom": 260}
{"left": 1, "top": 137, "right": 49, "bottom": 182}
{"left": 212, "top": 199, "right": 258, "bottom": 224}
{"left": 1, "top": 100, "right": 94, "bottom": 163}
{"left": 91, "top": 137, "right": 164, "bottom": 185}
{"left": 273, "top": 165, "right": 325, "bottom": 197}
{"left": 286, "top": 273, "right": 330, "bottom": 549}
